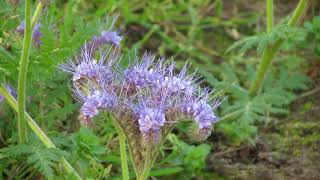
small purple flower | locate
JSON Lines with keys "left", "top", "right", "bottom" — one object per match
{"left": 86, "top": 30, "right": 122, "bottom": 52}
{"left": 16, "top": 22, "right": 25, "bottom": 34}
{"left": 0, "top": 85, "right": 17, "bottom": 103}
{"left": 32, "top": 23, "right": 42, "bottom": 46}
{"left": 0, "top": 95, "right": 4, "bottom": 103}
{"left": 81, "top": 94, "right": 100, "bottom": 118}
{"left": 6, "top": 84, "right": 17, "bottom": 99}
{"left": 16, "top": 21, "right": 42, "bottom": 47}
{"left": 93, "top": 31, "right": 122, "bottom": 46}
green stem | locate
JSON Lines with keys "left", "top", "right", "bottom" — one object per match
{"left": 137, "top": 126, "right": 176, "bottom": 180}
{"left": 118, "top": 128, "right": 130, "bottom": 180}
{"left": 266, "top": 0, "right": 273, "bottom": 32}
{"left": 17, "top": 0, "right": 32, "bottom": 144}
{"left": 31, "top": 2, "right": 43, "bottom": 29}
{"left": 17, "top": 1, "right": 43, "bottom": 144}
{"left": 112, "top": 119, "right": 129, "bottom": 180}
{"left": 138, "top": 166, "right": 150, "bottom": 180}
{"left": 0, "top": 85, "right": 82, "bottom": 180}
{"left": 248, "top": 0, "right": 308, "bottom": 97}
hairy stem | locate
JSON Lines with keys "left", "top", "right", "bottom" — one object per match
{"left": 17, "top": 0, "right": 32, "bottom": 143}
{"left": 0, "top": 85, "right": 82, "bottom": 179}
{"left": 111, "top": 118, "right": 129, "bottom": 180}
{"left": 248, "top": 0, "right": 309, "bottom": 97}
{"left": 17, "top": 1, "right": 43, "bottom": 144}
{"left": 118, "top": 127, "right": 130, "bottom": 180}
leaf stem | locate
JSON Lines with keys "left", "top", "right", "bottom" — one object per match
{"left": 266, "top": 0, "right": 273, "bottom": 32}
{"left": 31, "top": 2, "right": 43, "bottom": 29}
{"left": 0, "top": 85, "right": 82, "bottom": 179}
{"left": 248, "top": 0, "right": 309, "bottom": 97}
{"left": 17, "top": 0, "right": 32, "bottom": 144}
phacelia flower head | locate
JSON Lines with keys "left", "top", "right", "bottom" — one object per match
{"left": 62, "top": 46, "right": 220, "bottom": 137}
{"left": 16, "top": 21, "right": 42, "bottom": 47}
{"left": 61, "top": 45, "right": 221, "bottom": 174}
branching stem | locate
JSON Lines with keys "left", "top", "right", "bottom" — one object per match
{"left": 248, "top": 0, "right": 309, "bottom": 97}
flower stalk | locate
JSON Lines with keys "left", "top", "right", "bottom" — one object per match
{"left": 0, "top": 85, "right": 82, "bottom": 179}
{"left": 248, "top": 0, "right": 309, "bottom": 97}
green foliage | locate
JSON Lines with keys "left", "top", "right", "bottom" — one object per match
{"left": 304, "top": 16, "right": 320, "bottom": 56}
{"left": 72, "top": 127, "right": 106, "bottom": 158}
{"left": 158, "top": 134, "right": 211, "bottom": 178}
{"left": 227, "top": 24, "right": 306, "bottom": 54}
{"left": 215, "top": 62, "right": 310, "bottom": 142}
{"left": 0, "top": 144, "right": 68, "bottom": 178}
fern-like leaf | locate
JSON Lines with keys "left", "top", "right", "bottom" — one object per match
{"left": 1, "top": 144, "right": 68, "bottom": 178}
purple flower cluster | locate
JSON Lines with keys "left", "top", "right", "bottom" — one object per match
{"left": 60, "top": 15, "right": 220, "bottom": 143}
{"left": 16, "top": 21, "right": 42, "bottom": 47}
{"left": 61, "top": 47, "right": 220, "bottom": 143}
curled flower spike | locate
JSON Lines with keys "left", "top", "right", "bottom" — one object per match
{"left": 136, "top": 105, "right": 165, "bottom": 142}
{"left": 16, "top": 21, "right": 42, "bottom": 47}
{"left": 79, "top": 90, "right": 117, "bottom": 125}
{"left": 86, "top": 17, "right": 122, "bottom": 52}
{"left": 91, "top": 30, "right": 122, "bottom": 48}
{"left": 59, "top": 46, "right": 119, "bottom": 86}
{"left": 61, "top": 46, "right": 221, "bottom": 177}
{"left": 124, "top": 54, "right": 163, "bottom": 89}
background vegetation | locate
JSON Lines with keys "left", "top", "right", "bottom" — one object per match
{"left": 0, "top": 0, "right": 319, "bottom": 179}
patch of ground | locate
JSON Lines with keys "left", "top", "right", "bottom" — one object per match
{"left": 207, "top": 86, "right": 320, "bottom": 180}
